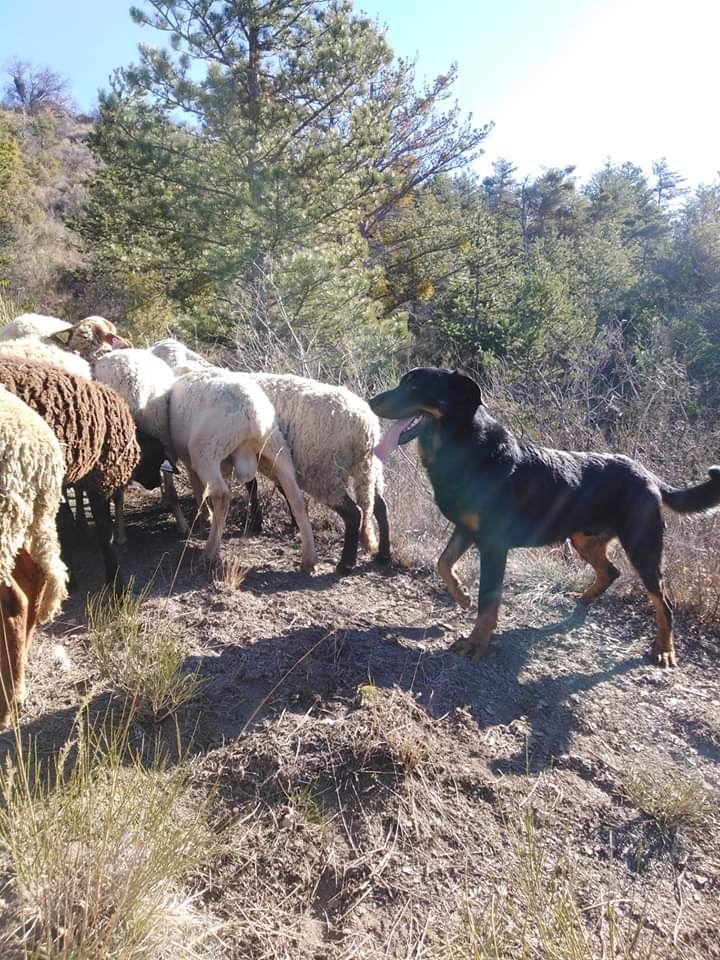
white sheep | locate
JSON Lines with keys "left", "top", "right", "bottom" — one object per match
{"left": 0, "top": 386, "right": 68, "bottom": 726}
{"left": 0, "top": 313, "right": 72, "bottom": 341}
{"left": 149, "top": 338, "right": 391, "bottom": 572}
{"left": 169, "top": 368, "right": 317, "bottom": 569}
{"left": 93, "top": 348, "right": 188, "bottom": 539}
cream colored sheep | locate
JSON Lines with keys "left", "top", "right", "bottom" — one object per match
{"left": 67, "top": 316, "right": 131, "bottom": 363}
{"left": 0, "top": 336, "right": 92, "bottom": 379}
{"left": 249, "top": 373, "right": 390, "bottom": 572}
{"left": 169, "top": 369, "right": 317, "bottom": 569}
{"left": 0, "top": 386, "right": 68, "bottom": 726}
{"left": 0, "top": 313, "right": 72, "bottom": 340}
{"left": 93, "top": 348, "right": 188, "bottom": 539}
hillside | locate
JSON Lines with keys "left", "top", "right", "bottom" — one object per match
{"left": 1, "top": 479, "right": 718, "bottom": 958}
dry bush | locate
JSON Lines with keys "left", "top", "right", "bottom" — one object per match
{"left": 620, "top": 762, "right": 716, "bottom": 833}
{"left": 0, "top": 721, "right": 220, "bottom": 959}
{"left": 86, "top": 581, "right": 203, "bottom": 722}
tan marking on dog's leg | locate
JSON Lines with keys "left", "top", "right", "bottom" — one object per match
{"left": 459, "top": 511, "right": 482, "bottom": 533}
{"left": 11, "top": 549, "right": 46, "bottom": 706}
{"left": 451, "top": 600, "right": 500, "bottom": 661}
{"left": 569, "top": 532, "right": 619, "bottom": 601}
{"left": 437, "top": 528, "right": 473, "bottom": 608}
{"left": 0, "top": 575, "right": 29, "bottom": 727}
{"left": 650, "top": 589, "right": 676, "bottom": 667}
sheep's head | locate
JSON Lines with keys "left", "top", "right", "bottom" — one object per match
{"left": 65, "top": 316, "right": 132, "bottom": 362}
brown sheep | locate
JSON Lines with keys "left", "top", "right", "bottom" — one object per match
{"left": 0, "top": 358, "right": 140, "bottom": 585}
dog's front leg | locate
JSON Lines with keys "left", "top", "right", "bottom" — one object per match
{"left": 437, "top": 526, "right": 473, "bottom": 608}
{"left": 452, "top": 547, "right": 508, "bottom": 661}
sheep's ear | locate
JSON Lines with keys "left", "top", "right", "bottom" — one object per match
{"left": 51, "top": 329, "right": 72, "bottom": 345}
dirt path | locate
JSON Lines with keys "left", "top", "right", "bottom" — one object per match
{"left": 3, "top": 488, "right": 719, "bottom": 957}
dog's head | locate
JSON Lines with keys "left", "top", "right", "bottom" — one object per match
{"left": 369, "top": 367, "right": 482, "bottom": 446}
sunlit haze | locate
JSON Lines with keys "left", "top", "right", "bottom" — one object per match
{"left": 0, "top": 0, "right": 717, "bottom": 184}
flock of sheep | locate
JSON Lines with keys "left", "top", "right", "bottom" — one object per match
{"left": 0, "top": 313, "right": 392, "bottom": 726}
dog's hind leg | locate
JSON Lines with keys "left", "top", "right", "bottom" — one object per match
{"left": 618, "top": 512, "right": 676, "bottom": 667}
{"left": 438, "top": 526, "right": 473, "bottom": 608}
{"left": 452, "top": 547, "right": 507, "bottom": 661}
{"left": 570, "top": 531, "right": 619, "bottom": 600}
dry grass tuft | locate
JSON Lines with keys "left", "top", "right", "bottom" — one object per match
{"left": 213, "top": 555, "right": 249, "bottom": 592}
{"left": 434, "top": 803, "right": 669, "bottom": 960}
{"left": 620, "top": 761, "right": 716, "bottom": 833}
{"left": 86, "top": 581, "right": 203, "bottom": 721}
{"left": 0, "top": 720, "right": 221, "bottom": 959}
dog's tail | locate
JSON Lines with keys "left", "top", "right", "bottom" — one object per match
{"left": 659, "top": 466, "right": 720, "bottom": 514}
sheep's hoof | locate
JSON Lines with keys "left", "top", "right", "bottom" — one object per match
{"left": 373, "top": 552, "right": 391, "bottom": 568}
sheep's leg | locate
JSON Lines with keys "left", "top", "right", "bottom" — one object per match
{"left": 0, "top": 574, "right": 28, "bottom": 727}
{"left": 87, "top": 489, "right": 121, "bottom": 588}
{"left": 373, "top": 493, "right": 391, "bottom": 565}
{"left": 185, "top": 465, "right": 211, "bottom": 521}
{"left": 262, "top": 450, "right": 317, "bottom": 573}
{"left": 195, "top": 461, "right": 233, "bottom": 564}
{"left": 161, "top": 471, "right": 190, "bottom": 536}
{"left": 73, "top": 484, "right": 90, "bottom": 538}
{"left": 244, "top": 479, "right": 263, "bottom": 534}
{"left": 113, "top": 488, "right": 127, "bottom": 546}
{"left": 57, "top": 498, "right": 79, "bottom": 592}
{"left": 333, "top": 494, "right": 362, "bottom": 575}
{"left": 279, "top": 484, "right": 299, "bottom": 531}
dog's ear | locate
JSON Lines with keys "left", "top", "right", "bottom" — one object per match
{"left": 450, "top": 370, "right": 483, "bottom": 412}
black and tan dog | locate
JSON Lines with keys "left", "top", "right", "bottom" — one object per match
{"left": 369, "top": 367, "right": 720, "bottom": 667}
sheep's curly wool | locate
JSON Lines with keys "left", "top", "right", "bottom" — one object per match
{"left": 0, "top": 386, "right": 67, "bottom": 623}
{"left": 93, "top": 348, "right": 175, "bottom": 451}
{"left": 0, "top": 358, "right": 139, "bottom": 493}
{"left": 0, "top": 337, "right": 91, "bottom": 379}
{"left": 0, "top": 313, "right": 72, "bottom": 341}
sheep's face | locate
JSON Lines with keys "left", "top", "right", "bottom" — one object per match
{"left": 66, "top": 316, "right": 132, "bottom": 362}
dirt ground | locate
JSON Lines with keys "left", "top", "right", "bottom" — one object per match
{"left": 2, "top": 482, "right": 719, "bottom": 958}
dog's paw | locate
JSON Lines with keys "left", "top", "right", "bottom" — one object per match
{"left": 450, "top": 635, "right": 490, "bottom": 661}
{"left": 650, "top": 644, "right": 677, "bottom": 668}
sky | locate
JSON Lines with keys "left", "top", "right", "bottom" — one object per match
{"left": 0, "top": 0, "right": 718, "bottom": 186}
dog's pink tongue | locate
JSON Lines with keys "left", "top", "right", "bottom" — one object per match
{"left": 374, "top": 418, "right": 414, "bottom": 462}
